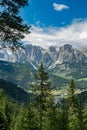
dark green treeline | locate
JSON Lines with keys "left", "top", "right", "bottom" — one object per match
{"left": 0, "top": 63, "right": 87, "bottom": 130}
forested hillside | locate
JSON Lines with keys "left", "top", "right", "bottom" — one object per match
{"left": 0, "top": 63, "right": 87, "bottom": 130}
{"left": 0, "top": 79, "right": 30, "bottom": 104}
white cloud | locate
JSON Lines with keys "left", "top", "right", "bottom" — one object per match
{"left": 53, "top": 2, "right": 69, "bottom": 11}
{"left": 36, "top": 21, "right": 40, "bottom": 25}
{"left": 23, "top": 19, "right": 87, "bottom": 49}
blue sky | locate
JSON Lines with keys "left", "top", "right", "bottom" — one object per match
{"left": 21, "top": 0, "right": 87, "bottom": 48}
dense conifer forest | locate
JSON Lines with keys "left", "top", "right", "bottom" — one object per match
{"left": 0, "top": 63, "right": 87, "bottom": 130}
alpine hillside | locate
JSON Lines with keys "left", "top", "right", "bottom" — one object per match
{"left": 0, "top": 44, "right": 87, "bottom": 93}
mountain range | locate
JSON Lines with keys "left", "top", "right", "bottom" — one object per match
{"left": 0, "top": 43, "right": 87, "bottom": 93}
{"left": 1, "top": 44, "right": 87, "bottom": 70}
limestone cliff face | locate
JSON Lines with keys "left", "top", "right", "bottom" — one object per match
{"left": 0, "top": 44, "right": 87, "bottom": 71}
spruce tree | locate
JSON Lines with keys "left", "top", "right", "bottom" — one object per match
{"left": 14, "top": 104, "right": 26, "bottom": 130}
{"left": 25, "top": 103, "right": 39, "bottom": 130}
{"left": 67, "top": 79, "right": 83, "bottom": 130}
{"left": 0, "top": 89, "right": 8, "bottom": 130}
{"left": 44, "top": 98, "right": 59, "bottom": 130}
{"left": 83, "top": 104, "right": 87, "bottom": 130}
{"left": 0, "top": 0, "right": 30, "bottom": 50}
{"left": 0, "top": 89, "right": 14, "bottom": 130}
{"left": 14, "top": 103, "right": 38, "bottom": 130}
{"left": 30, "top": 62, "right": 53, "bottom": 130}
{"left": 61, "top": 101, "right": 68, "bottom": 130}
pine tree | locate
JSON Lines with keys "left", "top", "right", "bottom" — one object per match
{"left": 83, "top": 104, "right": 87, "bottom": 130}
{"left": 10, "top": 103, "right": 18, "bottom": 130}
{"left": 0, "top": 89, "right": 15, "bottom": 130}
{"left": 61, "top": 101, "right": 68, "bottom": 130}
{"left": 44, "top": 98, "right": 59, "bottom": 130}
{"left": 25, "top": 103, "right": 39, "bottom": 130}
{"left": 30, "top": 62, "right": 53, "bottom": 130}
{"left": 67, "top": 79, "right": 84, "bottom": 130}
{"left": 14, "top": 104, "right": 26, "bottom": 130}
{"left": 0, "top": 89, "right": 8, "bottom": 130}
{"left": 14, "top": 103, "right": 38, "bottom": 130}
{"left": 0, "top": 0, "right": 30, "bottom": 50}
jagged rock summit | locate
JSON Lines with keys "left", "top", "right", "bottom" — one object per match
{"left": 0, "top": 44, "right": 87, "bottom": 70}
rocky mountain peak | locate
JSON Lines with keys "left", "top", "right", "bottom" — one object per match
{"left": 56, "top": 44, "right": 75, "bottom": 64}
{"left": 48, "top": 46, "right": 57, "bottom": 53}
{"left": 59, "top": 44, "right": 73, "bottom": 53}
{"left": 0, "top": 43, "right": 87, "bottom": 71}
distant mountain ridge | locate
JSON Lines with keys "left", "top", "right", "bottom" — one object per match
{"left": 0, "top": 44, "right": 87, "bottom": 71}
{"left": 0, "top": 44, "right": 87, "bottom": 98}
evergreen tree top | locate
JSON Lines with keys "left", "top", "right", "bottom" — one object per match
{"left": 0, "top": 0, "right": 30, "bottom": 51}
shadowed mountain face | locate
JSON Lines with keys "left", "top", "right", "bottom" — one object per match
{"left": 0, "top": 44, "right": 87, "bottom": 91}
{"left": 0, "top": 79, "right": 30, "bottom": 104}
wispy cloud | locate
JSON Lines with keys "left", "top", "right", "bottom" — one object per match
{"left": 53, "top": 2, "right": 69, "bottom": 11}
{"left": 23, "top": 19, "right": 87, "bottom": 49}
{"left": 35, "top": 20, "right": 41, "bottom": 25}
